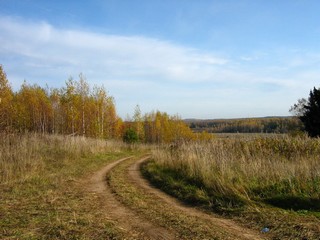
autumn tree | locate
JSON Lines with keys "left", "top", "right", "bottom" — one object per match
{"left": 92, "top": 85, "right": 106, "bottom": 137}
{"left": 143, "top": 112, "right": 154, "bottom": 143}
{"left": 105, "top": 97, "right": 118, "bottom": 138}
{"left": 91, "top": 85, "right": 118, "bottom": 138}
{"left": 0, "top": 69, "right": 123, "bottom": 137}
{"left": 113, "top": 116, "right": 124, "bottom": 139}
{"left": 0, "top": 65, "right": 13, "bottom": 131}
{"left": 13, "top": 82, "right": 53, "bottom": 133}
{"left": 59, "top": 77, "right": 77, "bottom": 135}
{"left": 0, "top": 68, "right": 200, "bottom": 141}
{"left": 132, "top": 105, "right": 144, "bottom": 142}
{"left": 169, "top": 114, "right": 195, "bottom": 142}
{"left": 49, "top": 88, "right": 62, "bottom": 134}
{"left": 141, "top": 110, "right": 195, "bottom": 143}
{"left": 76, "top": 73, "right": 89, "bottom": 136}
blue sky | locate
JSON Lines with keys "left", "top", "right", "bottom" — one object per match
{"left": 1, "top": 0, "right": 320, "bottom": 119}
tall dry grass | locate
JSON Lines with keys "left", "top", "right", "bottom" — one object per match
{"left": 0, "top": 133, "right": 126, "bottom": 184}
{"left": 152, "top": 135, "right": 320, "bottom": 203}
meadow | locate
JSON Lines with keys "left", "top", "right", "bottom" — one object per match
{"left": 0, "top": 133, "right": 133, "bottom": 239}
{"left": 0, "top": 133, "right": 125, "bottom": 183}
{"left": 2, "top": 132, "right": 320, "bottom": 239}
{"left": 143, "top": 134, "right": 320, "bottom": 237}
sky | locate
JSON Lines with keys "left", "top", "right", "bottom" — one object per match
{"left": 1, "top": 0, "right": 320, "bottom": 119}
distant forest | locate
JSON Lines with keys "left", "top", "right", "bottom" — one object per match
{"left": 186, "top": 117, "right": 303, "bottom": 134}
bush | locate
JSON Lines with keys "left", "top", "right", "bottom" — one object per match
{"left": 123, "top": 128, "right": 138, "bottom": 144}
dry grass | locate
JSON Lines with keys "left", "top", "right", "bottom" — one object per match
{"left": 108, "top": 157, "right": 234, "bottom": 240}
{"left": 0, "top": 133, "right": 132, "bottom": 239}
{"left": 152, "top": 135, "right": 320, "bottom": 204}
{"left": 144, "top": 134, "right": 320, "bottom": 238}
{"left": 0, "top": 133, "right": 126, "bottom": 184}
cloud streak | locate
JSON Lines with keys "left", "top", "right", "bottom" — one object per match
{"left": 0, "top": 16, "right": 227, "bottom": 82}
{"left": 0, "top": 16, "right": 319, "bottom": 118}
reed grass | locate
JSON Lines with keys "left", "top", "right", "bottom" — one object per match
{"left": 0, "top": 133, "right": 126, "bottom": 184}
{"left": 0, "top": 133, "right": 131, "bottom": 239}
{"left": 150, "top": 134, "right": 320, "bottom": 210}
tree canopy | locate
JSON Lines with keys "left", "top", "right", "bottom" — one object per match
{"left": 0, "top": 65, "right": 208, "bottom": 143}
{"left": 0, "top": 65, "right": 13, "bottom": 130}
{"left": 0, "top": 67, "right": 120, "bottom": 137}
{"left": 299, "top": 87, "right": 320, "bottom": 137}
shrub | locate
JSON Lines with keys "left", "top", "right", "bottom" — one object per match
{"left": 123, "top": 128, "right": 139, "bottom": 144}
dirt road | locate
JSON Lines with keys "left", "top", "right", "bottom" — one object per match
{"left": 87, "top": 156, "right": 266, "bottom": 240}
{"left": 87, "top": 156, "right": 175, "bottom": 239}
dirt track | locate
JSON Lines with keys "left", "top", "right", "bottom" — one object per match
{"left": 86, "top": 156, "right": 266, "bottom": 240}
{"left": 87, "top": 156, "right": 175, "bottom": 239}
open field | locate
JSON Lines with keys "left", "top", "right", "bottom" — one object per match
{"left": 2, "top": 132, "right": 320, "bottom": 239}
{"left": 0, "top": 133, "right": 264, "bottom": 239}
{"left": 0, "top": 133, "right": 136, "bottom": 239}
{"left": 186, "top": 117, "right": 302, "bottom": 134}
{"left": 108, "top": 156, "right": 264, "bottom": 239}
{"left": 0, "top": 133, "right": 130, "bottom": 184}
{"left": 143, "top": 134, "right": 320, "bottom": 239}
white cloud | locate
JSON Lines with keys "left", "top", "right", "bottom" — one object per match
{"left": 1, "top": 16, "right": 319, "bottom": 118}
{"left": 0, "top": 16, "right": 228, "bottom": 84}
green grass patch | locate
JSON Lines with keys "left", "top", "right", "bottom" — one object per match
{"left": 251, "top": 177, "right": 320, "bottom": 198}
{"left": 251, "top": 177, "right": 320, "bottom": 213}
{"left": 142, "top": 159, "right": 320, "bottom": 239}
{"left": 108, "top": 156, "right": 235, "bottom": 240}
{"left": 141, "top": 160, "right": 247, "bottom": 213}
{"left": 264, "top": 196, "right": 320, "bottom": 211}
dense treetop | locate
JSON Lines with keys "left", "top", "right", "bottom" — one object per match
{"left": 299, "top": 87, "right": 320, "bottom": 138}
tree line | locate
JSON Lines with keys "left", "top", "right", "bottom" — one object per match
{"left": 124, "top": 105, "right": 199, "bottom": 143}
{"left": 2, "top": 64, "right": 319, "bottom": 139}
{"left": 187, "top": 117, "right": 303, "bottom": 134}
{"left": 0, "top": 65, "right": 203, "bottom": 143}
{"left": 0, "top": 66, "right": 120, "bottom": 138}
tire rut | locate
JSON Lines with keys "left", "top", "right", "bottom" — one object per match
{"left": 86, "top": 156, "right": 176, "bottom": 240}
{"left": 127, "top": 156, "right": 266, "bottom": 240}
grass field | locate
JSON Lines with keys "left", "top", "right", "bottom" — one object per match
{"left": 142, "top": 134, "right": 320, "bottom": 238}
{"left": 0, "top": 133, "right": 133, "bottom": 239}
{"left": 2, "top": 132, "right": 320, "bottom": 239}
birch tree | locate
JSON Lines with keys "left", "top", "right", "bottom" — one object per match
{"left": 133, "top": 105, "right": 144, "bottom": 142}
{"left": 76, "top": 73, "right": 89, "bottom": 136}
{"left": 0, "top": 65, "right": 13, "bottom": 131}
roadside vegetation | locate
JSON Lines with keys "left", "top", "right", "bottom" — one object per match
{"left": 0, "top": 133, "right": 133, "bottom": 239}
{"left": 142, "top": 134, "right": 320, "bottom": 238}
{"left": 108, "top": 156, "right": 257, "bottom": 240}
{"left": 0, "top": 64, "right": 211, "bottom": 239}
{"left": 2, "top": 62, "right": 320, "bottom": 238}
